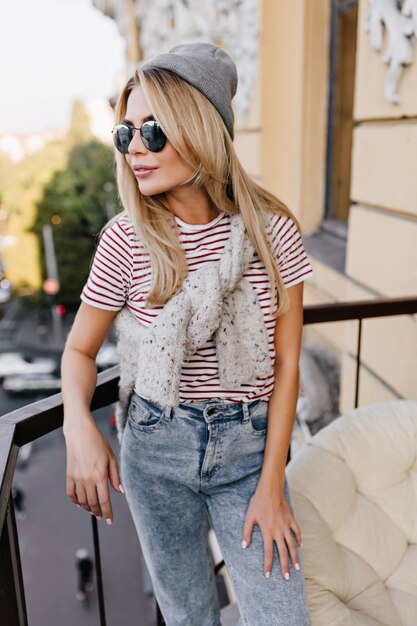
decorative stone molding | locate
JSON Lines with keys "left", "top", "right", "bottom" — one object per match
{"left": 92, "top": 0, "right": 259, "bottom": 125}
{"left": 363, "top": 0, "right": 417, "bottom": 104}
{"left": 92, "top": 0, "right": 129, "bottom": 37}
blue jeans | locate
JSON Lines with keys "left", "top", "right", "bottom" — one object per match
{"left": 119, "top": 391, "right": 311, "bottom": 626}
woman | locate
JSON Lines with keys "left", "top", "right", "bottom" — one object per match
{"left": 62, "top": 42, "right": 313, "bottom": 626}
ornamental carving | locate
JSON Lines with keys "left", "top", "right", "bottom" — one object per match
{"left": 364, "top": 0, "right": 417, "bottom": 103}
{"left": 92, "top": 0, "right": 258, "bottom": 124}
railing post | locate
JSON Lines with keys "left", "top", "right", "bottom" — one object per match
{"left": 91, "top": 515, "right": 107, "bottom": 626}
{"left": 355, "top": 318, "right": 362, "bottom": 409}
{"left": 0, "top": 494, "right": 28, "bottom": 625}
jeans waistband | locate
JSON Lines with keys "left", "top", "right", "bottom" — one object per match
{"left": 131, "top": 391, "right": 267, "bottom": 424}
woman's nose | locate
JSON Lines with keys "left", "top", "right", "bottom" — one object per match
{"left": 128, "top": 129, "right": 147, "bottom": 155}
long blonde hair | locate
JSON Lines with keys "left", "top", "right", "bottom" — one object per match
{"left": 108, "top": 67, "right": 302, "bottom": 318}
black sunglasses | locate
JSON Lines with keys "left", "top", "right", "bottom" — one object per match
{"left": 112, "top": 121, "right": 167, "bottom": 154}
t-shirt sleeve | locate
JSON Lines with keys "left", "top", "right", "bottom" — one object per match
{"left": 268, "top": 213, "right": 314, "bottom": 288}
{"left": 80, "top": 219, "right": 133, "bottom": 311}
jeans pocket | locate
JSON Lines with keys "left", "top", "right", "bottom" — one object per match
{"left": 247, "top": 400, "right": 268, "bottom": 436}
{"left": 128, "top": 396, "right": 166, "bottom": 431}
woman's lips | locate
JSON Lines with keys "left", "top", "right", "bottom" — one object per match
{"left": 133, "top": 166, "right": 158, "bottom": 179}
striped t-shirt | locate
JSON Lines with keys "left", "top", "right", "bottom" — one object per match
{"left": 80, "top": 210, "right": 314, "bottom": 403}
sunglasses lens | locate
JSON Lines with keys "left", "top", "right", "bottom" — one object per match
{"left": 113, "top": 125, "right": 132, "bottom": 154}
{"left": 113, "top": 121, "right": 167, "bottom": 154}
{"left": 140, "top": 121, "right": 167, "bottom": 152}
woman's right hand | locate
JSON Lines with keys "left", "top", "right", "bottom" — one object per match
{"left": 64, "top": 417, "right": 124, "bottom": 525}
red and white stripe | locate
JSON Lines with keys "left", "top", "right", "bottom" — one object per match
{"left": 81, "top": 211, "right": 314, "bottom": 403}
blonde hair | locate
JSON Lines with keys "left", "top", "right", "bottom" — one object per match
{"left": 108, "top": 67, "right": 303, "bottom": 318}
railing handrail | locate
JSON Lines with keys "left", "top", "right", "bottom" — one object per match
{"left": 2, "top": 295, "right": 417, "bottom": 441}
{"left": 303, "top": 294, "right": 417, "bottom": 324}
{"left": 0, "top": 366, "right": 120, "bottom": 446}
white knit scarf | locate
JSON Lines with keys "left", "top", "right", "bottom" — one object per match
{"left": 114, "top": 211, "right": 274, "bottom": 443}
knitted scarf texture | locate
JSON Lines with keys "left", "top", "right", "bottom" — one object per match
{"left": 114, "top": 211, "right": 274, "bottom": 444}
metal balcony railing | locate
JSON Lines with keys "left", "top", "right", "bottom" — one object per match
{"left": 1, "top": 295, "right": 417, "bottom": 626}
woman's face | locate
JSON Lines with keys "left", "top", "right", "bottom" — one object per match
{"left": 123, "top": 84, "right": 195, "bottom": 196}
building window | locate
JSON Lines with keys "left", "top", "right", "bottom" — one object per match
{"left": 325, "top": 0, "right": 358, "bottom": 224}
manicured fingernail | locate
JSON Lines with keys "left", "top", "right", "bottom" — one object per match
{"left": 284, "top": 572, "right": 290, "bottom": 580}
{"left": 95, "top": 515, "right": 101, "bottom": 520}
{"left": 295, "top": 562, "right": 300, "bottom": 571}
{"left": 106, "top": 518, "right": 112, "bottom": 525}
{"left": 265, "top": 571, "right": 271, "bottom": 578}
{"left": 300, "top": 541, "right": 304, "bottom": 548}
{"left": 77, "top": 504, "right": 81, "bottom": 508}
{"left": 241, "top": 540, "right": 247, "bottom": 549}
{"left": 119, "top": 484, "right": 125, "bottom": 494}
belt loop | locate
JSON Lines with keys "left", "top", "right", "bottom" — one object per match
{"left": 164, "top": 405, "right": 173, "bottom": 420}
{"left": 242, "top": 402, "right": 250, "bottom": 423}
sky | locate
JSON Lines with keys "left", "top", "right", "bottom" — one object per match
{"left": 0, "top": 0, "right": 126, "bottom": 135}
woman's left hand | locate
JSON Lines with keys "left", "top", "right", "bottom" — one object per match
{"left": 241, "top": 483, "right": 302, "bottom": 580}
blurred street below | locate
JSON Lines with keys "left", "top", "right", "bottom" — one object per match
{"left": 1, "top": 298, "right": 158, "bottom": 626}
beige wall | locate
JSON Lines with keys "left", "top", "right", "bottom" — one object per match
{"left": 342, "top": 0, "right": 417, "bottom": 407}
{"left": 346, "top": 206, "right": 417, "bottom": 297}
{"left": 258, "top": 0, "right": 330, "bottom": 234}
{"left": 351, "top": 123, "right": 417, "bottom": 217}
{"left": 234, "top": 77, "right": 262, "bottom": 182}
{"left": 234, "top": 0, "right": 329, "bottom": 234}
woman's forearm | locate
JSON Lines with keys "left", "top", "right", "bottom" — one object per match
{"left": 256, "top": 362, "right": 300, "bottom": 496}
{"left": 61, "top": 347, "right": 99, "bottom": 435}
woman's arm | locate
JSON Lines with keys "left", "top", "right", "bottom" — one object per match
{"left": 62, "top": 302, "right": 124, "bottom": 525}
{"left": 241, "top": 281, "right": 305, "bottom": 580}
{"left": 257, "top": 280, "right": 304, "bottom": 493}
{"left": 61, "top": 302, "right": 118, "bottom": 434}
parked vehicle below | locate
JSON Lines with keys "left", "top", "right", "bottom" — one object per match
{"left": 3, "top": 372, "right": 62, "bottom": 395}
{"left": 0, "top": 352, "right": 57, "bottom": 379}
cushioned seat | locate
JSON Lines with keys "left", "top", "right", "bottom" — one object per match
{"left": 286, "top": 399, "right": 417, "bottom": 626}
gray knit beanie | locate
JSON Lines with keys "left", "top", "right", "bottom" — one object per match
{"left": 139, "top": 42, "right": 238, "bottom": 140}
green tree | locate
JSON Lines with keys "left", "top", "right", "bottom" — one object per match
{"left": 1, "top": 140, "right": 69, "bottom": 291}
{"left": 67, "top": 98, "right": 93, "bottom": 147}
{"left": 1, "top": 97, "right": 110, "bottom": 297}
{"left": 32, "top": 140, "right": 120, "bottom": 307}
{"left": 0, "top": 150, "right": 13, "bottom": 192}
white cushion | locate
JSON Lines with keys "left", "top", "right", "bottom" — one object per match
{"left": 287, "top": 400, "right": 417, "bottom": 626}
